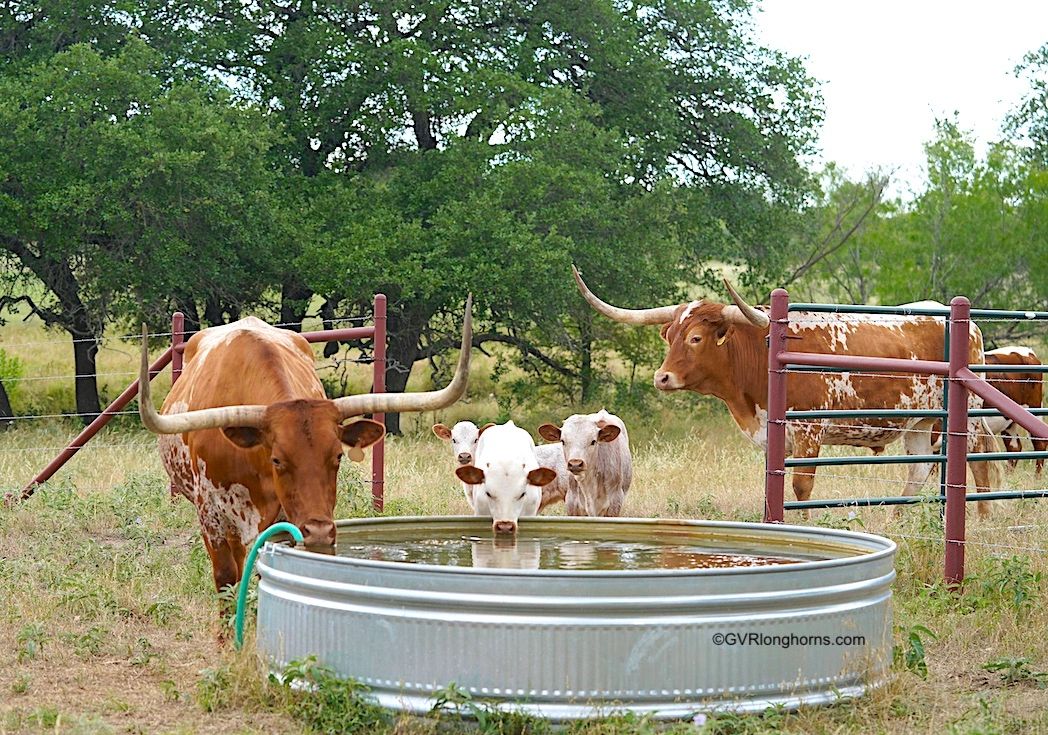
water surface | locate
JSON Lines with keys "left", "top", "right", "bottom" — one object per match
{"left": 335, "top": 530, "right": 812, "bottom": 570}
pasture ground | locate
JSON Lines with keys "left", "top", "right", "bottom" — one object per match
{"left": 2, "top": 318, "right": 1048, "bottom": 734}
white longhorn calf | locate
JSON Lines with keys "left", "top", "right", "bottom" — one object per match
{"left": 455, "top": 421, "right": 556, "bottom": 534}
{"left": 433, "top": 420, "right": 493, "bottom": 506}
{"left": 538, "top": 409, "right": 632, "bottom": 517}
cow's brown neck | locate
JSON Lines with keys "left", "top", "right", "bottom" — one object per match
{"left": 714, "top": 325, "right": 770, "bottom": 432}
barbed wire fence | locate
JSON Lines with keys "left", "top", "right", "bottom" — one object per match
{"left": 0, "top": 304, "right": 396, "bottom": 505}
{"left": 4, "top": 304, "right": 1048, "bottom": 571}
{"left": 769, "top": 301, "right": 1048, "bottom": 583}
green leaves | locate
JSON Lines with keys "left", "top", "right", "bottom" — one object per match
{"left": 893, "top": 624, "right": 937, "bottom": 680}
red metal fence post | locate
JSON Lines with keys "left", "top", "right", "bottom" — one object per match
{"left": 945, "top": 296, "right": 971, "bottom": 587}
{"left": 765, "top": 288, "right": 789, "bottom": 523}
{"left": 14, "top": 349, "right": 174, "bottom": 503}
{"left": 371, "top": 294, "right": 387, "bottom": 512}
{"left": 171, "top": 312, "right": 185, "bottom": 385}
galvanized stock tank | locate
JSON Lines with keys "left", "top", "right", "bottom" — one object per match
{"left": 255, "top": 517, "right": 895, "bottom": 720}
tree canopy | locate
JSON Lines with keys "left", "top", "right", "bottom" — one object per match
{"left": 14, "top": 4, "right": 1048, "bottom": 428}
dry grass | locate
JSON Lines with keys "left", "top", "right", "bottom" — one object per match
{"left": 3, "top": 318, "right": 1048, "bottom": 733}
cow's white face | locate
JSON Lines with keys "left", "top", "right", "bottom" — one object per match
{"left": 455, "top": 424, "right": 555, "bottom": 534}
{"left": 538, "top": 414, "right": 621, "bottom": 479}
{"left": 433, "top": 421, "right": 492, "bottom": 465}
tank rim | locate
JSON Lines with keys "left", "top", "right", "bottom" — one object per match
{"left": 264, "top": 515, "right": 897, "bottom": 579}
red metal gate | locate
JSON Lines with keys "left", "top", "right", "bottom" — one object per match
{"left": 764, "top": 291, "right": 1048, "bottom": 584}
{"left": 12, "top": 295, "right": 389, "bottom": 510}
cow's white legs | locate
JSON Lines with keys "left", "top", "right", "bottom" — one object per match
{"left": 967, "top": 421, "right": 999, "bottom": 518}
{"left": 790, "top": 431, "right": 822, "bottom": 520}
{"left": 902, "top": 419, "right": 936, "bottom": 498}
{"left": 565, "top": 487, "right": 587, "bottom": 516}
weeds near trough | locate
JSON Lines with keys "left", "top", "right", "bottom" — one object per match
{"left": 893, "top": 624, "right": 937, "bottom": 680}
{"left": 271, "top": 657, "right": 392, "bottom": 734}
{"left": 964, "top": 554, "right": 1043, "bottom": 614}
{"left": 981, "top": 657, "right": 1048, "bottom": 687}
{"left": 430, "top": 682, "right": 551, "bottom": 734}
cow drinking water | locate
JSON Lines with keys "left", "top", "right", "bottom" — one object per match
{"left": 455, "top": 421, "right": 557, "bottom": 533}
{"left": 436, "top": 420, "right": 571, "bottom": 511}
{"left": 139, "top": 300, "right": 474, "bottom": 606}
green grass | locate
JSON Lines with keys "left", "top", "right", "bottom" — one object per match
{"left": 4, "top": 315, "right": 1048, "bottom": 733}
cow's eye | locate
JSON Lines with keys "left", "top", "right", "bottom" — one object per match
{"left": 271, "top": 457, "right": 282, "bottom": 467}
{"left": 591, "top": 440, "right": 597, "bottom": 446}
{"left": 485, "top": 490, "right": 494, "bottom": 499}
{"left": 517, "top": 492, "right": 526, "bottom": 500}
{"left": 689, "top": 335, "right": 701, "bottom": 344}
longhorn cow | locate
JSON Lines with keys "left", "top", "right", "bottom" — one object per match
{"left": 139, "top": 300, "right": 473, "bottom": 603}
{"left": 572, "top": 268, "right": 997, "bottom": 513}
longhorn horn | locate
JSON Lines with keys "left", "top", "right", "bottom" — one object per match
{"left": 334, "top": 294, "right": 474, "bottom": 419}
{"left": 722, "top": 279, "right": 770, "bottom": 329}
{"left": 138, "top": 325, "right": 266, "bottom": 435}
{"left": 572, "top": 265, "right": 679, "bottom": 325}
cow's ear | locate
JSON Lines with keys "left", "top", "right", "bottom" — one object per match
{"left": 432, "top": 423, "right": 452, "bottom": 441}
{"left": 537, "top": 423, "right": 561, "bottom": 443}
{"left": 715, "top": 324, "right": 733, "bottom": 346}
{"left": 342, "top": 419, "right": 386, "bottom": 449}
{"left": 478, "top": 422, "right": 496, "bottom": 436}
{"left": 597, "top": 424, "right": 621, "bottom": 443}
{"left": 659, "top": 323, "right": 672, "bottom": 342}
{"left": 527, "top": 467, "right": 557, "bottom": 487}
{"left": 223, "top": 426, "right": 264, "bottom": 449}
{"left": 456, "top": 465, "right": 485, "bottom": 485}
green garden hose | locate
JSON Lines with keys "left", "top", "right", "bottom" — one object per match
{"left": 234, "top": 522, "right": 303, "bottom": 649}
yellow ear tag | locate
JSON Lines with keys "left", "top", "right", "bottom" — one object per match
{"left": 348, "top": 447, "right": 365, "bottom": 463}
{"left": 716, "top": 333, "right": 729, "bottom": 346}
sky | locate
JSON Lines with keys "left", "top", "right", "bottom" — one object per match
{"left": 753, "top": 0, "right": 1048, "bottom": 196}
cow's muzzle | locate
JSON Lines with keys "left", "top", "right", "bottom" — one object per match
{"left": 654, "top": 370, "right": 683, "bottom": 391}
{"left": 300, "top": 518, "right": 337, "bottom": 550}
{"left": 567, "top": 459, "right": 585, "bottom": 475}
{"left": 492, "top": 520, "right": 517, "bottom": 535}
{"left": 457, "top": 453, "right": 472, "bottom": 465}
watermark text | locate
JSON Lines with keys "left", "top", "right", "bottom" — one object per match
{"left": 711, "top": 632, "right": 865, "bottom": 649}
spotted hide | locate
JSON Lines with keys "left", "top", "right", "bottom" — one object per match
{"left": 984, "top": 347, "right": 1047, "bottom": 473}
{"left": 140, "top": 305, "right": 473, "bottom": 609}
{"left": 573, "top": 268, "right": 999, "bottom": 515}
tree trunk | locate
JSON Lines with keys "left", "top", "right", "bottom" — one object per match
{"left": 71, "top": 332, "right": 101, "bottom": 422}
{"left": 280, "top": 278, "right": 313, "bottom": 332}
{"left": 203, "top": 296, "right": 224, "bottom": 327}
{"left": 173, "top": 296, "right": 201, "bottom": 334}
{"left": 0, "top": 379, "right": 13, "bottom": 430}
{"left": 381, "top": 302, "right": 432, "bottom": 436}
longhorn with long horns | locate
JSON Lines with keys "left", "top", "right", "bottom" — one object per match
{"left": 571, "top": 265, "right": 769, "bottom": 329}
{"left": 139, "top": 295, "right": 475, "bottom": 434}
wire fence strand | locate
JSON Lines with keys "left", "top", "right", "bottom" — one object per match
{"left": 0, "top": 315, "right": 373, "bottom": 350}
{"left": 893, "top": 533, "right": 1048, "bottom": 555}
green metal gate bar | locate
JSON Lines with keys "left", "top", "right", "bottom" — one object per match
{"left": 784, "top": 489, "right": 1048, "bottom": 510}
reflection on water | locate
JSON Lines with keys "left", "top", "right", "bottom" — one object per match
{"left": 336, "top": 532, "right": 807, "bottom": 570}
{"left": 472, "top": 538, "right": 542, "bottom": 569}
